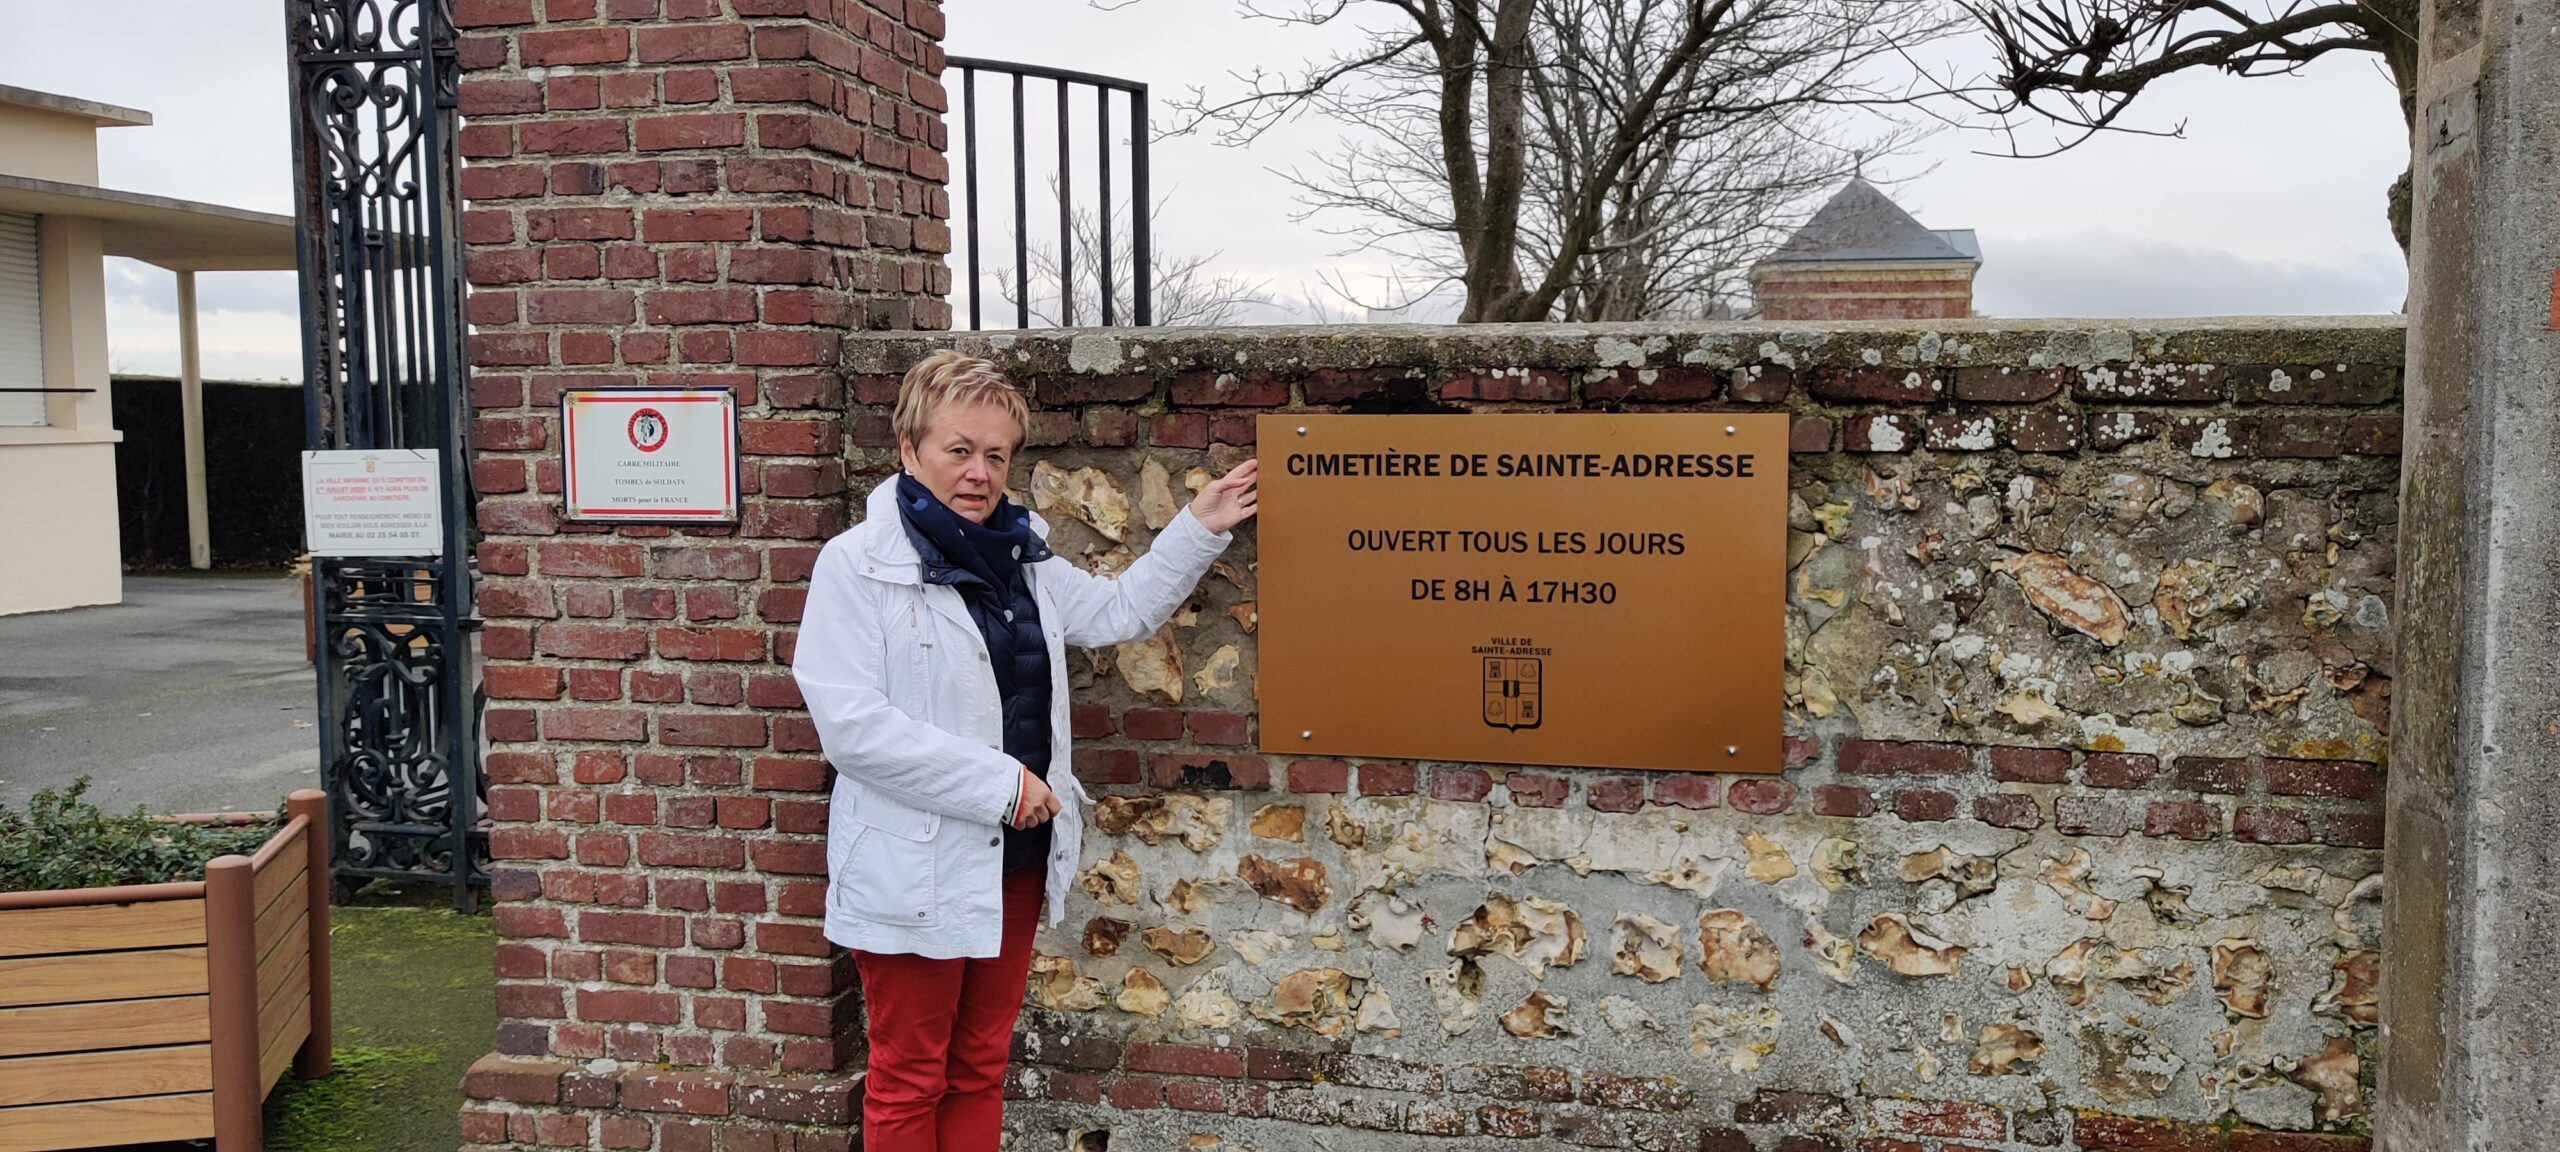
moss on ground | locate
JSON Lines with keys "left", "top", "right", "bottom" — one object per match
{"left": 260, "top": 889, "right": 497, "bottom": 1152}
{"left": 263, "top": 1045, "right": 444, "bottom": 1149}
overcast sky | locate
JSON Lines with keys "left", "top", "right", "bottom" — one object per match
{"left": 0, "top": 0, "right": 2409, "bottom": 381}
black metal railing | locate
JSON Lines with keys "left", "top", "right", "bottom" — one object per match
{"left": 287, "top": 0, "right": 486, "bottom": 909}
{"left": 947, "top": 57, "right": 1152, "bottom": 329}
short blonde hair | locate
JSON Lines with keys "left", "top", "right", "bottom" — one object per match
{"left": 893, "top": 350, "right": 1031, "bottom": 451}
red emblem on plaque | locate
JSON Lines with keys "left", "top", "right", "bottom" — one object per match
{"left": 627, "top": 407, "right": 670, "bottom": 453}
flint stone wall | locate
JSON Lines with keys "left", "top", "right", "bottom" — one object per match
{"left": 840, "top": 319, "right": 2397, "bottom": 1152}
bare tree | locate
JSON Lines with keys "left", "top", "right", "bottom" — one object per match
{"left": 1520, "top": 0, "right": 1935, "bottom": 319}
{"left": 1158, "top": 0, "right": 1945, "bottom": 323}
{"left": 986, "top": 194, "right": 1275, "bottom": 328}
{"left": 1944, "top": 0, "right": 2418, "bottom": 247}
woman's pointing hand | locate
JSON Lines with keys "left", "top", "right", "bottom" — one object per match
{"left": 1188, "top": 458, "right": 1259, "bottom": 535}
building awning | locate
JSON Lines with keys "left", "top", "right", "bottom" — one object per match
{"left": 0, "top": 174, "right": 294, "bottom": 272}
{"left": 0, "top": 84, "right": 153, "bottom": 128}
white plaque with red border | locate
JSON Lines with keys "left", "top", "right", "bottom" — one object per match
{"left": 560, "top": 388, "right": 740, "bottom": 523}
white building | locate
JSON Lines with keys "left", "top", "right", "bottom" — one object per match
{"left": 0, "top": 84, "right": 294, "bottom": 615}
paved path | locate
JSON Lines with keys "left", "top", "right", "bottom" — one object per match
{"left": 0, "top": 573, "right": 321, "bottom": 814}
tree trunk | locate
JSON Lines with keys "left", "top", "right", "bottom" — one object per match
{"left": 2372, "top": 0, "right": 2420, "bottom": 253}
{"left": 1461, "top": 0, "right": 1540, "bottom": 321}
{"left": 1441, "top": 1, "right": 1489, "bottom": 311}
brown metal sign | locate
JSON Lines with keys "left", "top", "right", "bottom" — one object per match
{"left": 1256, "top": 413, "right": 1791, "bottom": 774}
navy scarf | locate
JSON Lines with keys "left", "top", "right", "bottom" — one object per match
{"left": 894, "top": 472, "right": 1050, "bottom": 591}
{"left": 895, "top": 473, "right": 1057, "bottom": 874}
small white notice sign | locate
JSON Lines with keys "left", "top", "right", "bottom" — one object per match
{"left": 561, "top": 388, "right": 739, "bottom": 523}
{"left": 301, "top": 449, "right": 445, "bottom": 557}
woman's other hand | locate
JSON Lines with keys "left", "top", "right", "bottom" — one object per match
{"left": 1188, "top": 458, "right": 1260, "bottom": 534}
{"left": 1012, "top": 768, "right": 1060, "bottom": 829}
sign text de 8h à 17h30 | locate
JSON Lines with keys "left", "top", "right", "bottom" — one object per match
{"left": 1255, "top": 413, "right": 1790, "bottom": 774}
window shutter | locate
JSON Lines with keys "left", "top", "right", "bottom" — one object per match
{"left": 0, "top": 213, "right": 43, "bottom": 426}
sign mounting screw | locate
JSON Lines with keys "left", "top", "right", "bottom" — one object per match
{"left": 1724, "top": 425, "right": 1736, "bottom": 436}
{"left": 1301, "top": 730, "right": 1313, "bottom": 740}
{"left": 1725, "top": 745, "right": 1739, "bottom": 756}
{"left": 1297, "top": 426, "right": 1308, "bottom": 436}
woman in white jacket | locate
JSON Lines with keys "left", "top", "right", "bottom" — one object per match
{"left": 792, "top": 351, "right": 1255, "bottom": 1148}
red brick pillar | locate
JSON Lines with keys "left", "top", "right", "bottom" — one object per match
{"left": 451, "top": 1, "right": 947, "bottom": 1145}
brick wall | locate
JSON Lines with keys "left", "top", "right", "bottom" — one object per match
{"left": 1755, "top": 266, "right": 1979, "bottom": 321}
{"left": 452, "top": 2, "right": 944, "bottom": 1148}
{"left": 462, "top": 315, "right": 2399, "bottom": 1151}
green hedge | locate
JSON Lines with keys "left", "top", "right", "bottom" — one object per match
{"left": 0, "top": 779, "right": 279, "bottom": 893}
{"left": 112, "top": 375, "right": 307, "bottom": 569}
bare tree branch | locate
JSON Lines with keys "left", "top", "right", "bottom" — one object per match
{"left": 1935, "top": 0, "right": 2418, "bottom": 245}
{"left": 1151, "top": 0, "right": 1949, "bottom": 321}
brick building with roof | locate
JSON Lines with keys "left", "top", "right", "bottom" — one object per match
{"left": 1748, "top": 178, "right": 1980, "bottom": 321}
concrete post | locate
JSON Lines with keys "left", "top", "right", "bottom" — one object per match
{"left": 176, "top": 268, "right": 210, "bottom": 570}
{"left": 2379, "top": 0, "right": 2560, "bottom": 1142}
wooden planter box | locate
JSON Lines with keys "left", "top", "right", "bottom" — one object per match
{"left": 0, "top": 790, "right": 334, "bottom": 1152}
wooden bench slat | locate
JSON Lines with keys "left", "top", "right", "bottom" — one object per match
{"left": 0, "top": 948, "right": 208, "bottom": 1009}
{"left": 0, "top": 901, "right": 204, "bottom": 959}
{"left": 256, "top": 946, "right": 310, "bottom": 1031}
{"left": 253, "top": 843, "right": 305, "bottom": 924}
{"left": 255, "top": 937, "right": 309, "bottom": 1011}
{"left": 256, "top": 995, "right": 311, "bottom": 1089}
{"left": 0, "top": 1092, "right": 214, "bottom": 1152}
{"left": 0, "top": 1045, "right": 213, "bottom": 1108}
{"left": 253, "top": 903, "right": 307, "bottom": 972}
{"left": 0, "top": 996, "right": 210, "bottom": 1059}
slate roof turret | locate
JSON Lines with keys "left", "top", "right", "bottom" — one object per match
{"left": 1759, "top": 178, "right": 1979, "bottom": 266}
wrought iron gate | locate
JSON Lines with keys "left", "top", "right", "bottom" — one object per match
{"left": 286, "top": 0, "right": 486, "bottom": 909}
{"left": 946, "top": 57, "right": 1153, "bottom": 329}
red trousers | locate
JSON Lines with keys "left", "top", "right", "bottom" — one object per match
{"left": 853, "top": 868, "right": 1044, "bottom": 1151}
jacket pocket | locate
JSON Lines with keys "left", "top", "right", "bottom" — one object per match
{"left": 881, "top": 592, "right": 936, "bottom": 718}
{"left": 836, "top": 803, "right": 941, "bottom": 926}
{"left": 1051, "top": 771, "right": 1088, "bottom": 873}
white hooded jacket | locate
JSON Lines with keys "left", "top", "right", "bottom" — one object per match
{"left": 793, "top": 474, "right": 1231, "bottom": 959}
